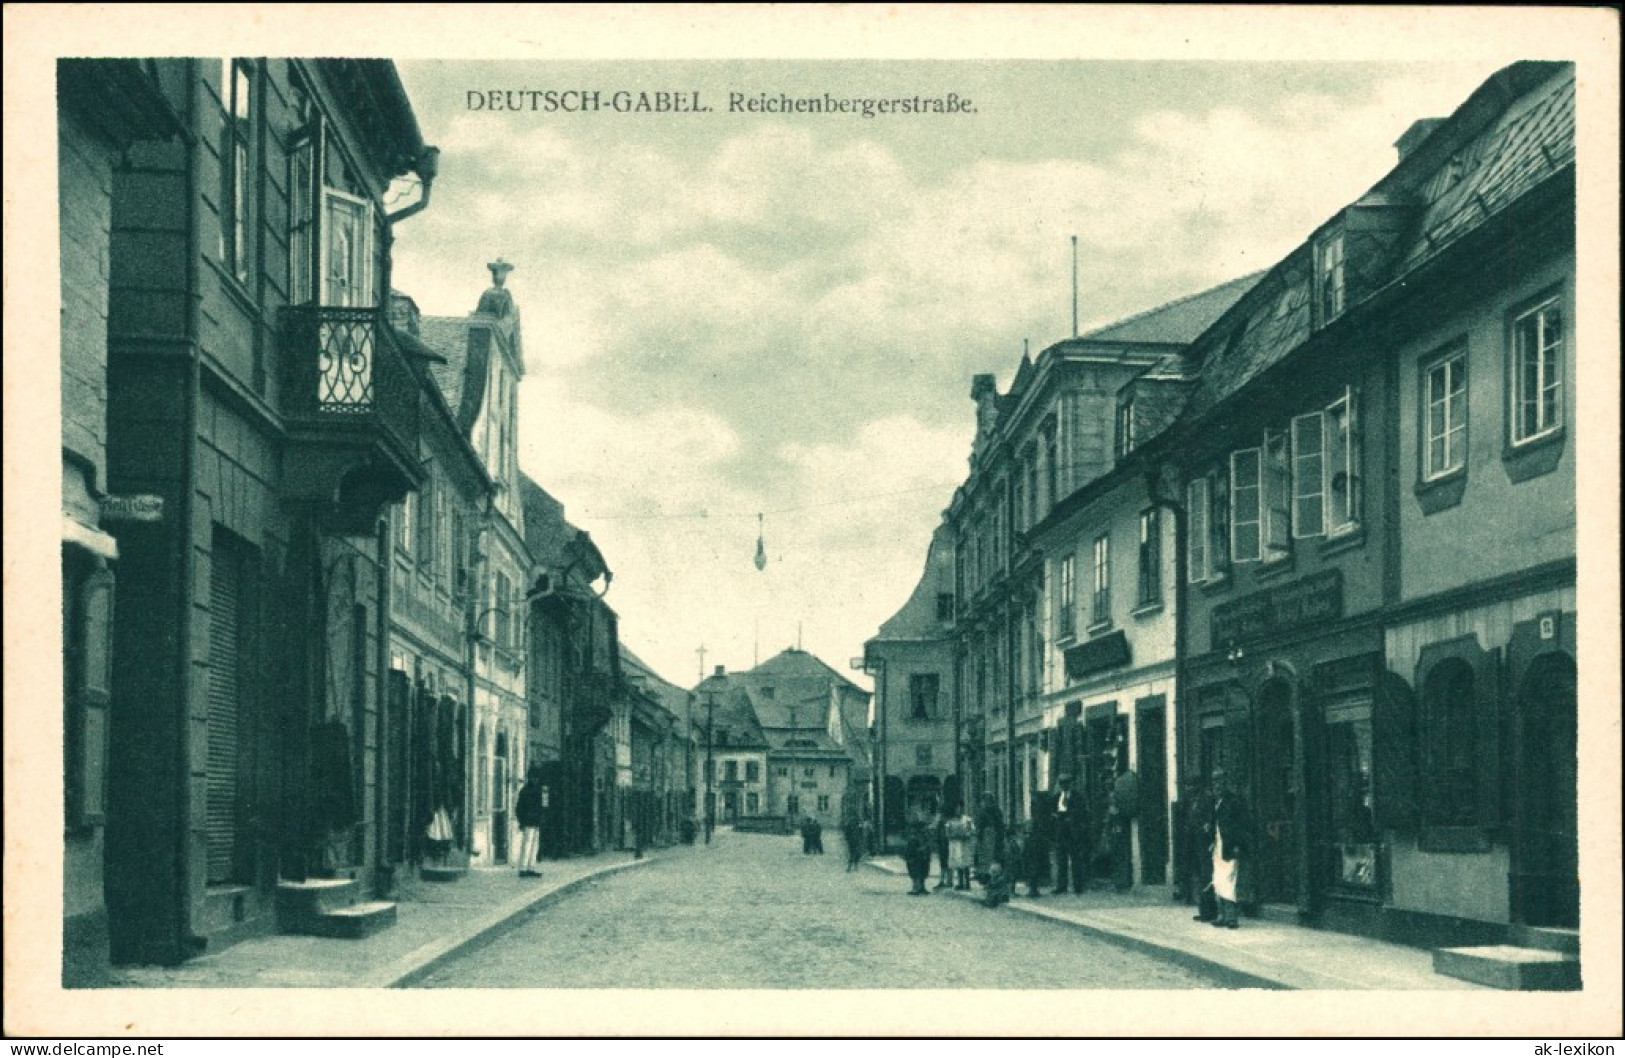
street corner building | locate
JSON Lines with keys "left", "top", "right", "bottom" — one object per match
{"left": 864, "top": 521, "right": 961, "bottom": 829}
{"left": 868, "top": 60, "right": 1579, "bottom": 978}
{"left": 57, "top": 57, "right": 444, "bottom": 980}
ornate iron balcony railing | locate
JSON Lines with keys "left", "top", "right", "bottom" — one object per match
{"left": 279, "top": 304, "right": 421, "bottom": 457}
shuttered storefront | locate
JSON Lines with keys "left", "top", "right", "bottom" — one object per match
{"left": 207, "top": 534, "right": 243, "bottom": 883}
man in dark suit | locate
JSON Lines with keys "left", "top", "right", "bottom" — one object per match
{"left": 1052, "top": 774, "right": 1088, "bottom": 895}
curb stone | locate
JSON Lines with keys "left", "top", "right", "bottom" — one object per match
{"left": 385, "top": 857, "right": 656, "bottom": 987}
{"left": 861, "top": 857, "right": 1287, "bottom": 991}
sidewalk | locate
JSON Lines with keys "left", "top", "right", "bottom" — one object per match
{"left": 106, "top": 851, "right": 657, "bottom": 989}
{"left": 867, "top": 856, "right": 1487, "bottom": 990}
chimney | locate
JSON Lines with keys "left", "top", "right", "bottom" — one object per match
{"left": 713, "top": 664, "right": 726, "bottom": 677}
{"left": 1395, "top": 118, "right": 1445, "bottom": 162}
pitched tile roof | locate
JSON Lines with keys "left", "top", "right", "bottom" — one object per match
{"left": 1184, "top": 61, "right": 1573, "bottom": 424}
{"left": 1081, "top": 271, "right": 1265, "bottom": 345}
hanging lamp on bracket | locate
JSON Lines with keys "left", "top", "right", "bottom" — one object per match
{"left": 753, "top": 512, "right": 767, "bottom": 571}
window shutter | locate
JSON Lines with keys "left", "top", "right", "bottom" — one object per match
{"left": 1474, "top": 646, "right": 1502, "bottom": 830}
{"left": 1372, "top": 672, "right": 1419, "bottom": 833}
{"left": 1187, "top": 477, "right": 1209, "bottom": 583}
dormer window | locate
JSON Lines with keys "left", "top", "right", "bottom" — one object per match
{"left": 1316, "top": 230, "right": 1346, "bottom": 326}
{"left": 1115, "top": 398, "right": 1136, "bottom": 462}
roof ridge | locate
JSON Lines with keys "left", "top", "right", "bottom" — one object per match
{"left": 1081, "top": 270, "right": 1267, "bottom": 341}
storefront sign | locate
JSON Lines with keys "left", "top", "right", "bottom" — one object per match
{"left": 1064, "top": 630, "right": 1132, "bottom": 682}
{"left": 100, "top": 494, "right": 164, "bottom": 522}
{"left": 1211, "top": 569, "right": 1343, "bottom": 648}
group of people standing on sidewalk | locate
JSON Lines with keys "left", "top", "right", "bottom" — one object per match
{"left": 891, "top": 768, "right": 1255, "bottom": 929}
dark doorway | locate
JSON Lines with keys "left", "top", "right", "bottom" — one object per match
{"left": 1136, "top": 700, "right": 1168, "bottom": 884}
{"left": 1253, "top": 680, "right": 1298, "bottom": 905}
{"left": 1516, "top": 653, "right": 1578, "bottom": 928}
{"left": 535, "top": 759, "right": 568, "bottom": 858}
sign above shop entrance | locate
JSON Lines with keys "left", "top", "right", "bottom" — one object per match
{"left": 1211, "top": 569, "right": 1343, "bottom": 648}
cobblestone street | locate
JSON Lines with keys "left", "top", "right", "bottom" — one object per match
{"left": 419, "top": 829, "right": 1221, "bottom": 988}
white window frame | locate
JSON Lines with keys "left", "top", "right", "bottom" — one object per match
{"left": 320, "top": 187, "right": 375, "bottom": 309}
{"left": 1058, "top": 554, "right": 1076, "bottom": 638}
{"left": 1230, "top": 448, "right": 1263, "bottom": 563}
{"left": 1317, "top": 230, "right": 1345, "bottom": 325}
{"left": 1424, "top": 350, "right": 1468, "bottom": 479}
{"left": 1137, "top": 508, "right": 1161, "bottom": 606}
{"left": 1326, "top": 387, "right": 1361, "bottom": 536}
{"left": 1187, "top": 477, "right": 1210, "bottom": 583}
{"left": 1291, "top": 412, "right": 1326, "bottom": 538}
{"left": 1510, "top": 297, "right": 1563, "bottom": 446}
{"left": 1091, "top": 533, "right": 1111, "bottom": 624}
{"left": 1263, "top": 428, "right": 1292, "bottom": 561}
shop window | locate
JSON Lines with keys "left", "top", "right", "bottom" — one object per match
{"left": 746, "top": 792, "right": 759, "bottom": 814}
{"left": 1422, "top": 660, "right": 1477, "bottom": 827}
{"left": 1415, "top": 636, "right": 1499, "bottom": 851}
{"left": 1326, "top": 716, "right": 1378, "bottom": 889}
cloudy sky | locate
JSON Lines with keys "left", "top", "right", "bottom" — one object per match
{"left": 388, "top": 56, "right": 1511, "bottom": 689}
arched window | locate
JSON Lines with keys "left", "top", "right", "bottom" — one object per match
{"left": 1422, "top": 659, "right": 1476, "bottom": 827}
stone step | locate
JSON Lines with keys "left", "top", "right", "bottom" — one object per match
{"left": 420, "top": 864, "right": 467, "bottom": 883}
{"left": 1433, "top": 945, "right": 1581, "bottom": 991}
{"left": 1506, "top": 924, "right": 1580, "bottom": 956}
{"left": 302, "top": 901, "right": 398, "bottom": 940}
{"left": 276, "top": 877, "right": 360, "bottom": 916}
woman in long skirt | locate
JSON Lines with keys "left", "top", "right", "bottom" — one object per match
{"left": 946, "top": 806, "right": 976, "bottom": 890}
